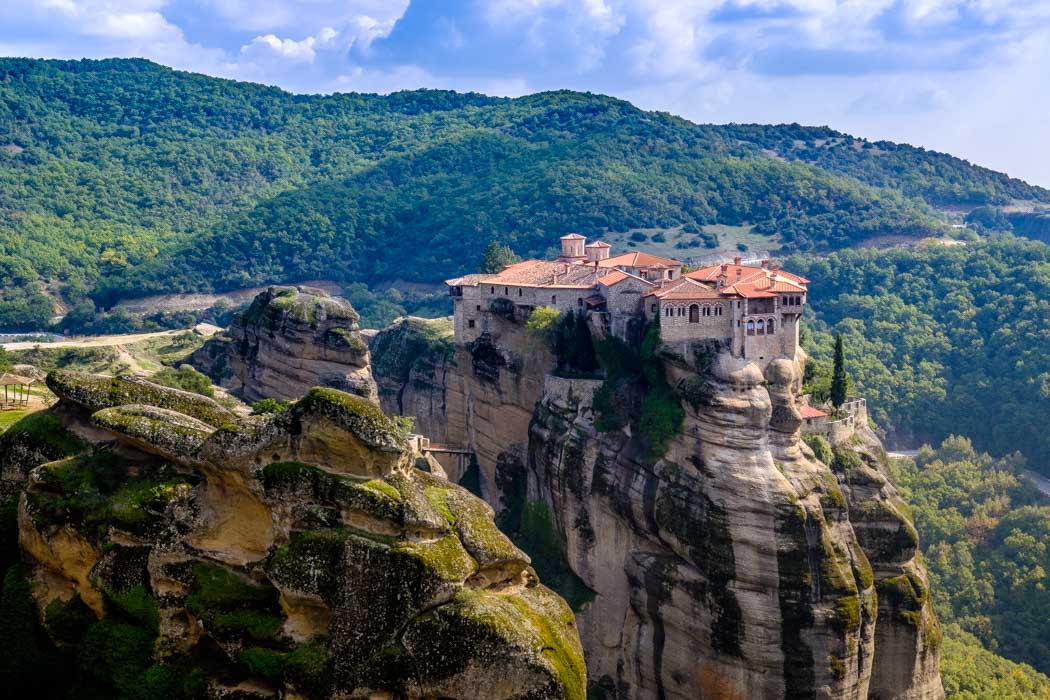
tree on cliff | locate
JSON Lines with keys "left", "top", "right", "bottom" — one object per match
{"left": 482, "top": 241, "right": 520, "bottom": 273}
{"left": 831, "top": 334, "right": 848, "bottom": 408}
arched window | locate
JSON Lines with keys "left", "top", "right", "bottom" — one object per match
{"left": 746, "top": 320, "right": 755, "bottom": 336}
{"left": 757, "top": 319, "right": 765, "bottom": 335}
{"left": 689, "top": 304, "right": 700, "bottom": 323}
{"left": 703, "top": 306, "right": 711, "bottom": 317}
{"left": 716, "top": 306, "right": 723, "bottom": 317}
{"left": 679, "top": 307, "right": 685, "bottom": 317}
{"left": 767, "top": 318, "right": 775, "bottom": 334}
{"left": 665, "top": 307, "right": 672, "bottom": 317}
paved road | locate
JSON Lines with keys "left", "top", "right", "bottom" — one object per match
{"left": 1, "top": 329, "right": 183, "bottom": 351}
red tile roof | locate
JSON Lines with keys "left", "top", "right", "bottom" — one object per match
{"left": 586, "top": 240, "right": 612, "bottom": 248}
{"left": 648, "top": 278, "right": 724, "bottom": 300}
{"left": 800, "top": 405, "right": 827, "bottom": 419}
{"left": 561, "top": 233, "right": 586, "bottom": 240}
{"left": 598, "top": 251, "right": 684, "bottom": 268}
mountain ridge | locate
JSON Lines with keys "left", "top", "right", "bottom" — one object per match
{"left": 1, "top": 57, "right": 1048, "bottom": 329}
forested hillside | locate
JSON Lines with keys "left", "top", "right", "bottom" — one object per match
{"left": 793, "top": 236, "right": 1050, "bottom": 473}
{"left": 892, "top": 437, "right": 1050, "bottom": 694}
{"left": 2, "top": 58, "right": 1048, "bottom": 329}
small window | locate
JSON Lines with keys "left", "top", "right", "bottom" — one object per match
{"left": 689, "top": 304, "right": 700, "bottom": 323}
{"left": 757, "top": 319, "right": 765, "bottom": 335}
{"left": 578, "top": 298, "right": 583, "bottom": 306}
{"left": 468, "top": 319, "right": 475, "bottom": 329}
{"left": 664, "top": 307, "right": 672, "bottom": 317}
{"left": 746, "top": 320, "right": 755, "bottom": 335}
{"left": 715, "top": 306, "right": 723, "bottom": 317}
{"left": 490, "top": 286, "right": 495, "bottom": 294}
{"left": 505, "top": 287, "right": 509, "bottom": 295}
{"left": 767, "top": 318, "right": 775, "bottom": 334}
{"left": 518, "top": 289, "right": 523, "bottom": 297}
{"left": 552, "top": 295, "right": 557, "bottom": 304}
{"left": 703, "top": 306, "right": 711, "bottom": 317}
{"left": 476, "top": 305, "right": 481, "bottom": 311}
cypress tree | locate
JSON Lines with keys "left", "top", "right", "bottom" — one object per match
{"left": 831, "top": 334, "right": 848, "bottom": 408}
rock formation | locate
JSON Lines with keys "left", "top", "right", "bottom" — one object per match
{"left": 370, "top": 316, "right": 456, "bottom": 443}
{"left": 369, "top": 313, "right": 944, "bottom": 699}
{"left": 191, "top": 285, "right": 378, "bottom": 403}
{"left": 2, "top": 370, "right": 585, "bottom": 699}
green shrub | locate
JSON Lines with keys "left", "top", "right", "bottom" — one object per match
{"left": 803, "top": 434, "right": 833, "bottom": 465}
{"left": 151, "top": 364, "right": 215, "bottom": 398}
{"left": 251, "top": 398, "right": 290, "bottom": 415}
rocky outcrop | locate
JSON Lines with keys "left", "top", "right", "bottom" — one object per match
{"left": 191, "top": 286, "right": 378, "bottom": 403}
{"left": 6, "top": 370, "right": 585, "bottom": 699}
{"left": 371, "top": 312, "right": 555, "bottom": 496}
{"left": 371, "top": 316, "right": 455, "bottom": 442}
{"left": 369, "top": 311, "right": 945, "bottom": 698}
{"left": 522, "top": 343, "right": 942, "bottom": 699}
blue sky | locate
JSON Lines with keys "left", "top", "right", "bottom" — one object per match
{"left": 3, "top": 0, "right": 1050, "bottom": 187}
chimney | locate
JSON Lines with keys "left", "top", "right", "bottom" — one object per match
{"left": 761, "top": 259, "right": 769, "bottom": 269}
{"left": 733, "top": 256, "right": 742, "bottom": 265}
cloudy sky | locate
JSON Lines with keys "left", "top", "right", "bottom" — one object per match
{"left": 3, "top": 0, "right": 1049, "bottom": 187}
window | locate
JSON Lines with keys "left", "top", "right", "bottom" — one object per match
{"left": 476, "top": 305, "right": 481, "bottom": 311}
{"left": 665, "top": 308, "right": 671, "bottom": 317}
{"left": 518, "top": 289, "right": 523, "bottom": 297}
{"left": 551, "top": 295, "right": 557, "bottom": 304}
{"left": 767, "top": 318, "right": 775, "bottom": 334}
{"left": 703, "top": 306, "right": 711, "bottom": 317}
{"left": 746, "top": 320, "right": 755, "bottom": 335}
{"left": 505, "top": 287, "right": 509, "bottom": 295}
{"left": 578, "top": 297, "right": 583, "bottom": 307}
{"left": 757, "top": 319, "right": 765, "bottom": 335}
{"left": 689, "top": 304, "right": 699, "bottom": 323}
{"left": 715, "top": 306, "right": 723, "bottom": 317}
{"left": 679, "top": 307, "right": 685, "bottom": 317}
{"left": 490, "top": 286, "right": 495, "bottom": 294}
{"left": 468, "top": 319, "right": 475, "bottom": 329}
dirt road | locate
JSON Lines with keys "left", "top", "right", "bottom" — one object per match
{"left": 0, "top": 329, "right": 184, "bottom": 351}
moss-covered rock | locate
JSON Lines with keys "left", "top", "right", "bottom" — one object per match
{"left": 12, "top": 377, "right": 584, "bottom": 700}
{"left": 91, "top": 404, "right": 213, "bottom": 462}
{"left": 46, "top": 369, "right": 235, "bottom": 427}
{"left": 401, "top": 584, "right": 586, "bottom": 700}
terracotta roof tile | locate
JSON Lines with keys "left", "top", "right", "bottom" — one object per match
{"left": 598, "top": 252, "right": 684, "bottom": 268}
{"left": 800, "top": 405, "right": 827, "bottom": 419}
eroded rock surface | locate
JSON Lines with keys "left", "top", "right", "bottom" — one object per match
{"left": 192, "top": 286, "right": 378, "bottom": 403}
{"left": 7, "top": 370, "right": 585, "bottom": 699}
{"left": 370, "top": 316, "right": 944, "bottom": 699}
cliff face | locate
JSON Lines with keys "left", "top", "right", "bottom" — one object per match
{"left": 370, "top": 322, "right": 943, "bottom": 699}
{"left": 3, "top": 370, "right": 585, "bottom": 699}
{"left": 191, "top": 285, "right": 377, "bottom": 403}
{"left": 370, "top": 317, "right": 456, "bottom": 443}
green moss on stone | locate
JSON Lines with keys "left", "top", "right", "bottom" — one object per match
{"left": 395, "top": 534, "right": 477, "bottom": 583}
{"left": 294, "top": 387, "right": 406, "bottom": 451}
{"left": 185, "top": 562, "right": 282, "bottom": 641}
{"left": 46, "top": 369, "right": 235, "bottom": 427}
{"left": 283, "top": 643, "right": 333, "bottom": 699}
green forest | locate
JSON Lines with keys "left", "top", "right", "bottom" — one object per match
{"left": 891, "top": 437, "right": 1050, "bottom": 696}
{"left": 2, "top": 58, "right": 1048, "bottom": 330}
{"left": 793, "top": 236, "right": 1050, "bottom": 474}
